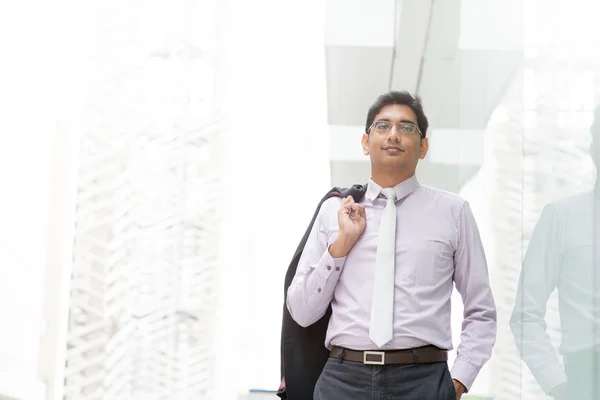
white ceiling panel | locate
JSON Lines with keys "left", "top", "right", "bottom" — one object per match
{"left": 418, "top": 50, "right": 521, "bottom": 129}
{"left": 325, "top": 0, "right": 521, "bottom": 140}
{"left": 329, "top": 125, "right": 364, "bottom": 162}
{"left": 326, "top": 46, "right": 394, "bottom": 125}
{"left": 325, "top": 0, "right": 396, "bottom": 47}
{"left": 459, "top": 0, "right": 523, "bottom": 51}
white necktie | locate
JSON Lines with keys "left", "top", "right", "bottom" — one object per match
{"left": 369, "top": 188, "right": 397, "bottom": 348}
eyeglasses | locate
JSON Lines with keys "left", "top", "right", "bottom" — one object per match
{"left": 369, "top": 120, "right": 423, "bottom": 138}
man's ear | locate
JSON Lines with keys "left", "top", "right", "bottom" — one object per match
{"left": 419, "top": 137, "right": 428, "bottom": 159}
{"left": 362, "top": 133, "right": 370, "bottom": 155}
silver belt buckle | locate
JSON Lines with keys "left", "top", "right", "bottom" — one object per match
{"left": 363, "top": 351, "right": 385, "bottom": 365}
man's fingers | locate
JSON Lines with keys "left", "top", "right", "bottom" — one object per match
{"left": 340, "top": 198, "right": 364, "bottom": 219}
{"left": 356, "top": 204, "right": 366, "bottom": 217}
{"left": 339, "top": 203, "right": 352, "bottom": 215}
{"left": 346, "top": 204, "right": 357, "bottom": 211}
{"left": 339, "top": 204, "right": 357, "bottom": 217}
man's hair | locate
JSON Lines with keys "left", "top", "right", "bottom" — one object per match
{"left": 365, "top": 90, "right": 429, "bottom": 137}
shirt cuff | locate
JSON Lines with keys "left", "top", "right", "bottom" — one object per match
{"left": 450, "top": 356, "right": 480, "bottom": 392}
{"left": 311, "top": 247, "right": 347, "bottom": 280}
{"left": 534, "top": 361, "right": 567, "bottom": 395}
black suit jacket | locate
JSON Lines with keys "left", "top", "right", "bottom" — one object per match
{"left": 278, "top": 184, "right": 367, "bottom": 400}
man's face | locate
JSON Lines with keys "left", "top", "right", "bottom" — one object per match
{"left": 361, "top": 104, "right": 428, "bottom": 170}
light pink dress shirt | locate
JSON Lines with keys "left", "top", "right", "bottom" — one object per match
{"left": 286, "top": 175, "right": 496, "bottom": 390}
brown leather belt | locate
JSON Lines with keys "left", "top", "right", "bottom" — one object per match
{"left": 329, "top": 345, "right": 448, "bottom": 365}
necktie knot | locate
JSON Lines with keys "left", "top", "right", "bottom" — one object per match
{"left": 382, "top": 188, "right": 396, "bottom": 202}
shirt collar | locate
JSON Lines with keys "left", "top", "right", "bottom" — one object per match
{"left": 366, "top": 174, "right": 420, "bottom": 203}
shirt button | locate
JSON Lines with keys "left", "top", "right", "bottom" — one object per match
{"left": 317, "top": 288, "right": 322, "bottom": 293}
{"left": 335, "top": 267, "right": 340, "bottom": 271}
{"left": 327, "top": 265, "right": 331, "bottom": 270}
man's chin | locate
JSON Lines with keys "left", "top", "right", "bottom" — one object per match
{"left": 377, "top": 160, "right": 412, "bottom": 170}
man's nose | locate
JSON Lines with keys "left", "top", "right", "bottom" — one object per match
{"left": 387, "top": 125, "right": 401, "bottom": 141}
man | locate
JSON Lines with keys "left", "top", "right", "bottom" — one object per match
{"left": 510, "top": 107, "right": 600, "bottom": 400}
{"left": 286, "top": 91, "right": 497, "bottom": 399}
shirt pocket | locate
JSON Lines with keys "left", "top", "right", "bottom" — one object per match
{"left": 400, "top": 237, "right": 452, "bottom": 285}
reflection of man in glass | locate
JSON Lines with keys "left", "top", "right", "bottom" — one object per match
{"left": 510, "top": 107, "right": 600, "bottom": 400}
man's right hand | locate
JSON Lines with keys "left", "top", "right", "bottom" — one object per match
{"left": 329, "top": 196, "right": 366, "bottom": 258}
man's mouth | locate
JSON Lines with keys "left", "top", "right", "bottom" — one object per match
{"left": 383, "top": 146, "right": 403, "bottom": 152}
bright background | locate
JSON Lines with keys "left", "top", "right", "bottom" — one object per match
{"left": 0, "top": 0, "right": 599, "bottom": 399}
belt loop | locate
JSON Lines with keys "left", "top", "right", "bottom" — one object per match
{"left": 411, "top": 349, "right": 419, "bottom": 363}
{"left": 337, "top": 347, "right": 345, "bottom": 364}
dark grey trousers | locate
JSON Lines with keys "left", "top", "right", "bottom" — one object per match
{"left": 313, "top": 357, "right": 456, "bottom": 400}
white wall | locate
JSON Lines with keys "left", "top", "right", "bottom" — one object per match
{"left": 325, "top": 0, "right": 396, "bottom": 47}
{"left": 0, "top": 1, "right": 85, "bottom": 399}
{"left": 214, "top": 1, "right": 332, "bottom": 398}
{"left": 0, "top": 3, "right": 56, "bottom": 398}
{"left": 459, "top": 0, "right": 523, "bottom": 50}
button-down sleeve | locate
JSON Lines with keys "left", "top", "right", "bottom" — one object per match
{"left": 451, "top": 202, "right": 497, "bottom": 391}
{"left": 509, "top": 204, "right": 566, "bottom": 394}
{"left": 286, "top": 199, "right": 346, "bottom": 328}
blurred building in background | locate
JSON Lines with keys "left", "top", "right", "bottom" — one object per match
{"left": 60, "top": 1, "right": 224, "bottom": 399}
{"left": 21, "top": 1, "right": 226, "bottom": 400}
